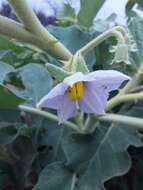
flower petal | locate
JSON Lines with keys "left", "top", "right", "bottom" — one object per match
{"left": 85, "top": 70, "right": 130, "bottom": 92}
{"left": 57, "top": 93, "right": 78, "bottom": 123}
{"left": 37, "top": 95, "right": 64, "bottom": 109}
{"left": 79, "top": 83, "right": 106, "bottom": 115}
{"left": 63, "top": 72, "right": 86, "bottom": 87}
{"left": 37, "top": 83, "right": 67, "bottom": 108}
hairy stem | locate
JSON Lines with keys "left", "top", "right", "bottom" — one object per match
{"left": 0, "top": 15, "right": 47, "bottom": 50}
{"left": 114, "top": 26, "right": 128, "bottom": 37}
{"left": 8, "top": 0, "right": 47, "bottom": 36}
{"left": 106, "top": 92, "right": 143, "bottom": 111}
{"left": 18, "top": 105, "right": 80, "bottom": 132}
{"left": 78, "top": 28, "right": 125, "bottom": 55}
{"left": 120, "top": 65, "right": 143, "bottom": 95}
{"left": 83, "top": 113, "right": 143, "bottom": 134}
{"left": 97, "top": 113, "right": 143, "bottom": 128}
{"left": 4, "top": 0, "right": 72, "bottom": 60}
{"left": 106, "top": 65, "right": 143, "bottom": 111}
{"left": 83, "top": 114, "right": 96, "bottom": 133}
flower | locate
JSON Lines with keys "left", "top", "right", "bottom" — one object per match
{"left": 37, "top": 70, "right": 130, "bottom": 123}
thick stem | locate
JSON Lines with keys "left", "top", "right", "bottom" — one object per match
{"left": 78, "top": 28, "right": 125, "bottom": 55}
{"left": 83, "top": 114, "right": 96, "bottom": 133}
{"left": 114, "top": 26, "right": 128, "bottom": 37}
{"left": 0, "top": 15, "right": 42, "bottom": 47}
{"left": 8, "top": 0, "right": 47, "bottom": 36}
{"left": 106, "top": 92, "right": 143, "bottom": 111}
{"left": 106, "top": 65, "right": 143, "bottom": 111}
{"left": 119, "top": 65, "right": 143, "bottom": 96}
{"left": 6, "top": 0, "right": 72, "bottom": 61}
{"left": 0, "top": 15, "right": 69, "bottom": 55}
{"left": 18, "top": 105, "right": 80, "bottom": 132}
{"left": 83, "top": 113, "right": 143, "bottom": 134}
{"left": 97, "top": 114, "right": 143, "bottom": 128}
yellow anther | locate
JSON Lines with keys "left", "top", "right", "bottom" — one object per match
{"left": 68, "top": 81, "right": 84, "bottom": 100}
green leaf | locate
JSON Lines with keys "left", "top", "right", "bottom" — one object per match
{"left": 62, "top": 122, "right": 143, "bottom": 190}
{"left": 128, "top": 16, "right": 143, "bottom": 67}
{"left": 62, "top": 128, "right": 105, "bottom": 170}
{"left": 38, "top": 119, "right": 66, "bottom": 163}
{"left": 0, "top": 84, "right": 25, "bottom": 108}
{"left": 48, "top": 26, "right": 96, "bottom": 67}
{"left": 58, "top": 3, "right": 77, "bottom": 26}
{"left": 33, "top": 162, "right": 74, "bottom": 190}
{"left": 20, "top": 63, "right": 53, "bottom": 103}
{"left": 0, "top": 35, "right": 46, "bottom": 67}
{"left": 77, "top": 0, "right": 105, "bottom": 28}
{"left": 0, "top": 62, "right": 15, "bottom": 83}
{"left": 78, "top": 125, "right": 143, "bottom": 190}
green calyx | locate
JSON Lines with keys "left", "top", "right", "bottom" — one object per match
{"left": 63, "top": 52, "right": 89, "bottom": 73}
{"left": 45, "top": 63, "right": 71, "bottom": 82}
{"left": 46, "top": 52, "right": 89, "bottom": 82}
{"left": 110, "top": 43, "right": 130, "bottom": 65}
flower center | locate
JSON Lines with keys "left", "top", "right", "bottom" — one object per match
{"left": 68, "top": 81, "right": 84, "bottom": 101}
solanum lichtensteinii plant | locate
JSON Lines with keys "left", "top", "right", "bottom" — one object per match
{"left": 37, "top": 71, "right": 130, "bottom": 123}
{"left": 0, "top": 0, "right": 143, "bottom": 190}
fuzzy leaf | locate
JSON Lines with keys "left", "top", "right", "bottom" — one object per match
{"left": 58, "top": 3, "right": 77, "bottom": 26}
{"left": 33, "top": 162, "right": 74, "bottom": 190}
{"left": 20, "top": 63, "right": 53, "bottom": 103}
{"left": 128, "top": 16, "right": 143, "bottom": 66}
{"left": 0, "top": 62, "right": 15, "bottom": 83}
{"left": 62, "top": 123, "right": 143, "bottom": 190}
{"left": 48, "top": 26, "right": 96, "bottom": 68}
{"left": 0, "top": 84, "right": 25, "bottom": 108}
{"left": 78, "top": 125, "right": 143, "bottom": 190}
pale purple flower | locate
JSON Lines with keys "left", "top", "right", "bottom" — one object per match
{"left": 37, "top": 70, "right": 130, "bottom": 123}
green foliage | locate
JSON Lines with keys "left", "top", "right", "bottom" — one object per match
{"left": 0, "top": 62, "right": 15, "bottom": 82}
{"left": 128, "top": 16, "right": 143, "bottom": 67}
{"left": 33, "top": 162, "right": 74, "bottom": 190}
{"left": 19, "top": 63, "right": 53, "bottom": 103}
{"left": 78, "top": 0, "right": 106, "bottom": 28}
{"left": 0, "top": 62, "right": 53, "bottom": 108}
{"left": 78, "top": 125, "right": 142, "bottom": 190}
{"left": 48, "top": 25, "right": 96, "bottom": 68}
{"left": 58, "top": 0, "right": 106, "bottom": 29}
{"left": 0, "top": 35, "right": 47, "bottom": 68}
{"left": 31, "top": 121, "right": 143, "bottom": 190}
{"left": 46, "top": 63, "right": 70, "bottom": 82}
{"left": 58, "top": 3, "right": 77, "bottom": 26}
{"left": 0, "top": 84, "right": 25, "bottom": 108}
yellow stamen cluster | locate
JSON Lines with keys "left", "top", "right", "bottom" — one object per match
{"left": 68, "top": 81, "right": 84, "bottom": 101}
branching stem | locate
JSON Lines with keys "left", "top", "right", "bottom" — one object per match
{"left": 97, "top": 114, "right": 143, "bottom": 128}
{"left": 18, "top": 105, "right": 80, "bottom": 132}
{"left": 2, "top": 0, "right": 72, "bottom": 60}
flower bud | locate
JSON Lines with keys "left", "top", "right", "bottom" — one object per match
{"left": 110, "top": 43, "right": 130, "bottom": 65}
{"left": 46, "top": 63, "right": 71, "bottom": 82}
